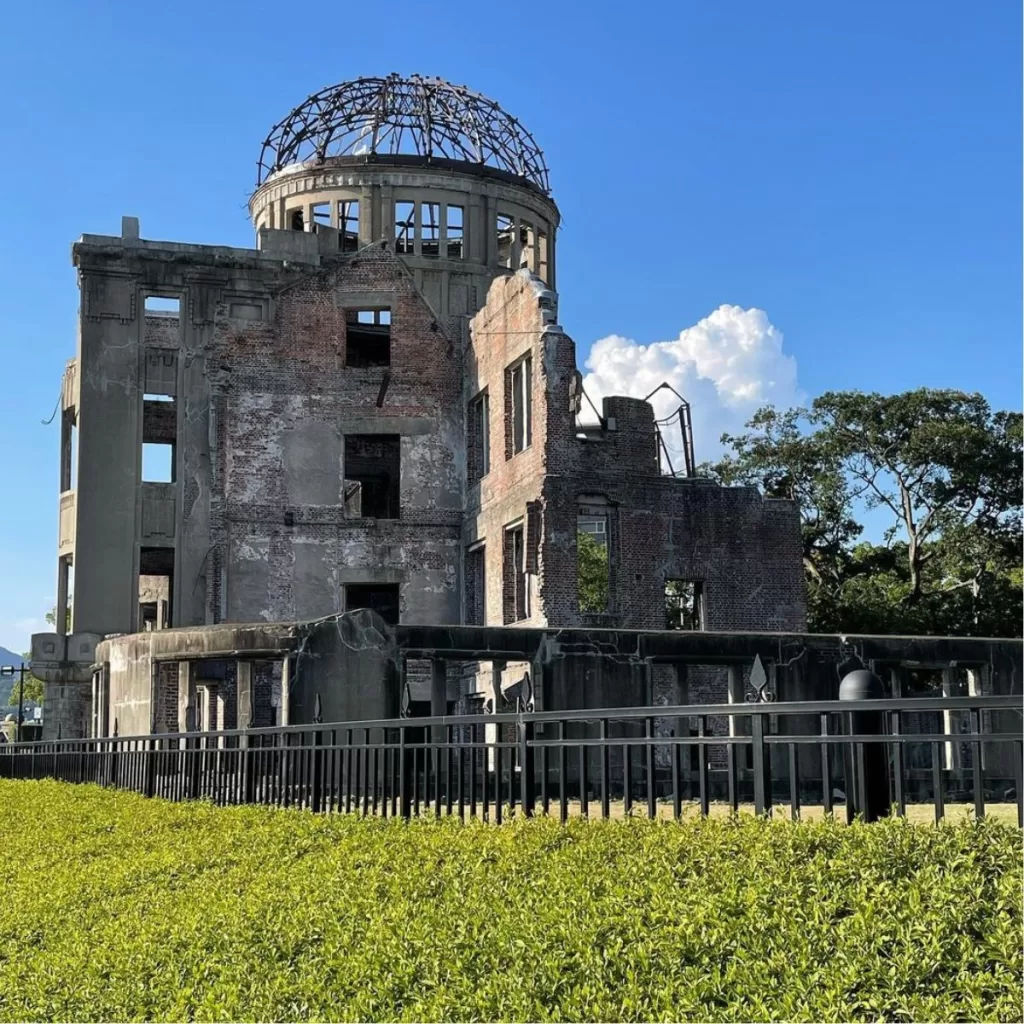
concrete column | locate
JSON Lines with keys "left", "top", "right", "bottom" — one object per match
{"left": 236, "top": 661, "right": 253, "bottom": 731}
{"left": 966, "top": 666, "right": 988, "bottom": 771}
{"left": 510, "top": 215, "right": 522, "bottom": 270}
{"left": 381, "top": 185, "right": 394, "bottom": 246}
{"left": 675, "top": 663, "right": 694, "bottom": 773}
{"left": 942, "top": 667, "right": 961, "bottom": 773}
{"left": 727, "top": 664, "right": 744, "bottom": 736}
{"left": 280, "top": 657, "right": 291, "bottom": 727}
{"left": 91, "top": 671, "right": 99, "bottom": 738}
{"left": 55, "top": 557, "right": 69, "bottom": 637}
{"left": 177, "top": 661, "right": 196, "bottom": 743}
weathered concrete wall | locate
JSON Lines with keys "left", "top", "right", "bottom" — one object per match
{"left": 292, "top": 610, "right": 400, "bottom": 725}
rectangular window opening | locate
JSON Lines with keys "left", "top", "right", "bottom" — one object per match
{"left": 421, "top": 202, "right": 440, "bottom": 257}
{"left": 311, "top": 202, "right": 331, "bottom": 228}
{"left": 138, "top": 571, "right": 171, "bottom": 631}
{"left": 142, "top": 393, "right": 177, "bottom": 482}
{"left": 446, "top": 205, "right": 464, "bottom": 259}
{"left": 496, "top": 214, "right": 514, "bottom": 268}
{"left": 466, "top": 544, "right": 486, "bottom": 625}
{"left": 508, "top": 355, "right": 533, "bottom": 456}
{"left": 289, "top": 208, "right": 305, "bottom": 231}
{"left": 503, "top": 524, "right": 530, "bottom": 623}
{"left": 142, "top": 443, "right": 174, "bottom": 483}
{"left": 666, "top": 580, "right": 704, "bottom": 631}
{"left": 144, "top": 295, "right": 179, "bottom": 316}
{"left": 468, "top": 391, "right": 489, "bottom": 482}
{"left": 345, "top": 308, "right": 391, "bottom": 368}
{"left": 345, "top": 583, "right": 400, "bottom": 626}
{"left": 344, "top": 435, "right": 400, "bottom": 519}
{"left": 338, "top": 199, "right": 360, "bottom": 252}
{"left": 395, "top": 201, "right": 415, "bottom": 255}
{"left": 139, "top": 547, "right": 174, "bottom": 630}
{"left": 577, "top": 512, "right": 609, "bottom": 613}
{"left": 538, "top": 231, "right": 549, "bottom": 283}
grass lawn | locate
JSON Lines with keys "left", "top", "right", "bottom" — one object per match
{"left": 0, "top": 780, "right": 1020, "bottom": 1022}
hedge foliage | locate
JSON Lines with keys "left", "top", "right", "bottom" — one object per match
{"left": 0, "top": 780, "right": 1020, "bottom": 1022}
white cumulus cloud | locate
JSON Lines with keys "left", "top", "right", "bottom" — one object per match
{"left": 580, "top": 304, "right": 802, "bottom": 468}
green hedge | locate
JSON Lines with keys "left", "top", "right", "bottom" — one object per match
{"left": 0, "top": 780, "right": 1020, "bottom": 1022}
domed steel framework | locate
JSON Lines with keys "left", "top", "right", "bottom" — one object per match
{"left": 256, "top": 74, "right": 551, "bottom": 193}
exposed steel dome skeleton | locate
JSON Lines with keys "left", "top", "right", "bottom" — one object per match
{"left": 257, "top": 74, "right": 551, "bottom": 193}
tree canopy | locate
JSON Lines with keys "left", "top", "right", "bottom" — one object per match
{"left": 707, "top": 388, "right": 1022, "bottom": 637}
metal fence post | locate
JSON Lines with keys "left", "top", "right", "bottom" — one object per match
{"left": 839, "top": 669, "right": 890, "bottom": 823}
{"left": 519, "top": 719, "right": 535, "bottom": 817}
{"left": 311, "top": 729, "right": 323, "bottom": 813}
{"left": 144, "top": 738, "right": 156, "bottom": 798}
{"left": 750, "top": 712, "right": 769, "bottom": 815}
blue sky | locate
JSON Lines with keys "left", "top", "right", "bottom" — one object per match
{"left": 0, "top": 0, "right": 1020, "bottom": 653}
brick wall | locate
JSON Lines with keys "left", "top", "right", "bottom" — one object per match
{"left": 210, "top": 242, "right": 464, "bottom": 626}
{"left": 464, "top": 270, "right": 806, "bottom": 640}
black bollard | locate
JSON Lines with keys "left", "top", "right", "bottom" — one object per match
{"left": 839, "top": 669, "right": 890, "bottom": 822}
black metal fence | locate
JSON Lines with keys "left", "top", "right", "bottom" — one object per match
{"left": 1, "top": 695, "right": 1021, "bottom": 825}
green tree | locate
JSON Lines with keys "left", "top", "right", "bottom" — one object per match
{"left": 710, "top": 389, "right": 1022, "bottom": 637}
{"left": 577, "top": 530, "right": 610, "bottom": 613}
{"left": 6, "top": 656, "right": 43, "bottom": 707}
{"left": 46, "top": 603, "right": 71, "bottom": 633}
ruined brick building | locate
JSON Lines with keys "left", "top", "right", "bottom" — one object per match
{"left": 33, "top": 75, "right": 806, "bottom": 739}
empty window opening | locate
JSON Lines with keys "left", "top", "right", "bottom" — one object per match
{"left": 666, "top": 580, "right": 704, "bottom": 631}
{"left": 345, "top": 309, "right": 391, "bottom": 368}
{"left": 142, "top": 393, "right": 177, "bottom": 482}
{"left": 519, "top": 222, "right": 535, "bottom": 270}
{"left": 60, "top": 409, "right": 77, "bottom": 492}
{"left": 344, "top": 435, "right": 400, "bottom": 519}
{"left": 338, "top": 199, "right": 360, "bottom": 252}
{"left": 468, "top": 391, "right": 490, "bottom": 482}
{"left": 446, "top": 205, "right": 464, "bottom": 259}
{"left": 538, "top": 231, "right": 549, "bottom": 283}
{"left": 139, "top": 547, "right": 174, "bottom": 629}
{"left": 144, "top": 295, "right": 179, "bottom": 316}
{"left": 290, "top": 208, "right": 305, "bottom": 231}
{"left": 496, "top": 214, "right": 514, "bottom": 268}
{"left": 142, "top": 443, "right": 174, "bottom": 483}
{"left": 311, "top": 202, "right": 331, "bottom": 228}
{"left": 577, "top": 513, "right": 610, "bottom": 613}
{"left": 421, "top": 202, "right": 440, "bottom": 257}
{"left": 138, "top": 572, "right": 170, "bottom": 631}
{"left": 508, "top": 355, "right": 533, "bottom": 456}
{"left": 503, "top": 524, "right": 530, "bottom": 623}
{"left": 345, "top": 583, "right": 400, "bottom": 625}
{"left": 395, "top": 201, "right": 415, "bottom": 254}
{"left": 466, "top": 544, "right": 486, "bottom": 625}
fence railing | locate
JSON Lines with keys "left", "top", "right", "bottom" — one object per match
{"left": 1, "top": 695, "right": 1021, "bottom": 825}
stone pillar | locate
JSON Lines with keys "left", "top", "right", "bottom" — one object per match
{"left": 279, "top": 657, "right": 291, "bottom": 727}
{"left": 236, "top": 661, "right": 253, "bottom": 731}
{"left": 967, "top": 666, "right": 988, "bottom": 771}
{"left": 942, "top": 667, "right": 961, "bottom": 773}
{"left": 55, "top": 557, "right": 69, "bottom": 637}
{"left": 177, "top": 661, "right": 196, "bottom": 746}
{"left": 889, "top": 666, "right": 905, "bottom": 698}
